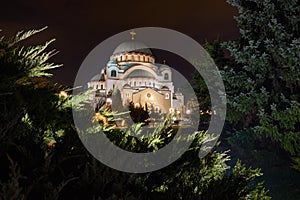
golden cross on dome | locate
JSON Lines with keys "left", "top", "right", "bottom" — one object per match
{"left": 130, "top": 30, "right": 136, "bottom": 40}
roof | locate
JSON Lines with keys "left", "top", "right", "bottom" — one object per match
{"left": 113, "top": 40, "right": 152, "bottom": 55}
{"left": 126, "top": 69, "right": 155, "bottom": 78}
{"left": 123, "top": 83, "right": 131, "bottom": 88}
{"left": 119, "top": 63, "right": 138, "bottom": 71}
{"left": 91, "top": 73, "right": 105, "bottom": 81}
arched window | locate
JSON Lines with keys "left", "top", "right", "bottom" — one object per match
{"left": 134, "top": 55, "right": 138, "bottom": 61}
{"left": 111, "top": 70, "right": 117, "bottom": 77}
{"left": 165, "top": 93, "right": 169, "bottom": 99}
{"left": 164, "top": 73, "right": 169, "bottom": 80}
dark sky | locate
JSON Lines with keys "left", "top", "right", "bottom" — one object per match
{"left": 0, "top": 0, "right": 239, "bottom": 86}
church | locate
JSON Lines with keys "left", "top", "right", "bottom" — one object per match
{"left": 87, "top": 31, "right": 184, "bottom": 114}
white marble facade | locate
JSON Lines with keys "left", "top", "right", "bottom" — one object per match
{"left": 88, "top": 32, "right": 184, "bottom": 114}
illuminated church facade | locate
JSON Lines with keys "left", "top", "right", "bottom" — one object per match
{"left": 87, "top": 32, "right": 184, "bottom": 114}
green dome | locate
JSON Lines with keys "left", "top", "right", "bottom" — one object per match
{"left": 107, "top": 60, "right": 117, "bottom": 65}
{"left": 113, "top": 40, "right": 152, "bottom": 55}
{"left": 126, "top": 69, "right": 155, "bottom": 78}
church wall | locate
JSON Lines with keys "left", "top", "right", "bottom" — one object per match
{"left": 125, "top": 77, "right": 156, "bottom": 88}
{"left": 132, "top": 88, "right": 171, "bottom": 114}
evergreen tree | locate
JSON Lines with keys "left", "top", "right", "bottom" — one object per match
{"left": 223, "top": 0, "right": 300, "bottom": 169}
{"left": 191, "top": 39, "right": 235, "bottom": 129}
{"left": 110, "top": 88, "right": 126, "bottom": 112}
{"left": 0, "top": 27, "right": 78, "bottom": 199}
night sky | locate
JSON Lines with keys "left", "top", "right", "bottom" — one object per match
{"left": 0, "top": 0, "right": 239, "bottom": 86}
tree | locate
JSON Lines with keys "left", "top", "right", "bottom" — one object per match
{"left": 223, "top": 0, "right": 300, "bottom": 169}
{"left": 110, "top": 88, "right": 126, "bottom": 112}
{"left": 191, "top": 39, "right": 234, "bottom": 129}
{"left": 0, "top": 27, "right": 78, "bottom": 199}
{"left": 100, "top": 118, "right": 271, "bottom": 200}
{"left": 128, "top": 101, "right": 150, "bottom": 125}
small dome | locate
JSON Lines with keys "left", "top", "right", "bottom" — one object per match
{"left": 113, "top": 40, "right": 152, "bottom": 55}
{"left": 160, "top": 65, "right": 171, "bottom": 70}
{"left": 107, "top": 60, "right": 117, "bottom": 65}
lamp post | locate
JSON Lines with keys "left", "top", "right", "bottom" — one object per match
{"left": 106, "top": 97, "right": 112, "bottom": 105}
{"left": 186, "top": 109, "right": 191, "bottom": 125}
{"left": 105, "top": 97, "right": 112, "bottom": 111}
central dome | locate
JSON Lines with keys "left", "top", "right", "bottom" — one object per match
{"left": 113, "top": 40, "right": 152, "bottom": 55}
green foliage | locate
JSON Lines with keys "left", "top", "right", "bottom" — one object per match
{"left": 127, "top": 132, "right": 270, "bottom": 200}
{"left": 100, "top": 116, "right": 173, "bottom": 153}
{"left": 191, "top": 39, "right": 232, "bottom": 128}
{"left": 222, "top": 0, "right": 300, "bottom": 170}
{"left": 0, "top": 155, "right": 25, "bottom": 200}
{"left": 128, "top": 101, "right": 150, "bottom": 125}
{"left": 191, "top": 71, "right": 210, "bottom": 112}
{"left": 99, "top": 117, "right": 270, "bottom": 199}
{"left": 0, "top": 27, "right": 68, "bottom": 146}
{"left": 110, "top": 88, "right": 126, "bottom": 112}
{"left": 0, "top": 27, "right": 77, "bottom": 199}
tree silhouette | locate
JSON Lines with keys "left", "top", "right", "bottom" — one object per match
{"left": 224, "top": 0, "right": 300, "bottom": 170}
